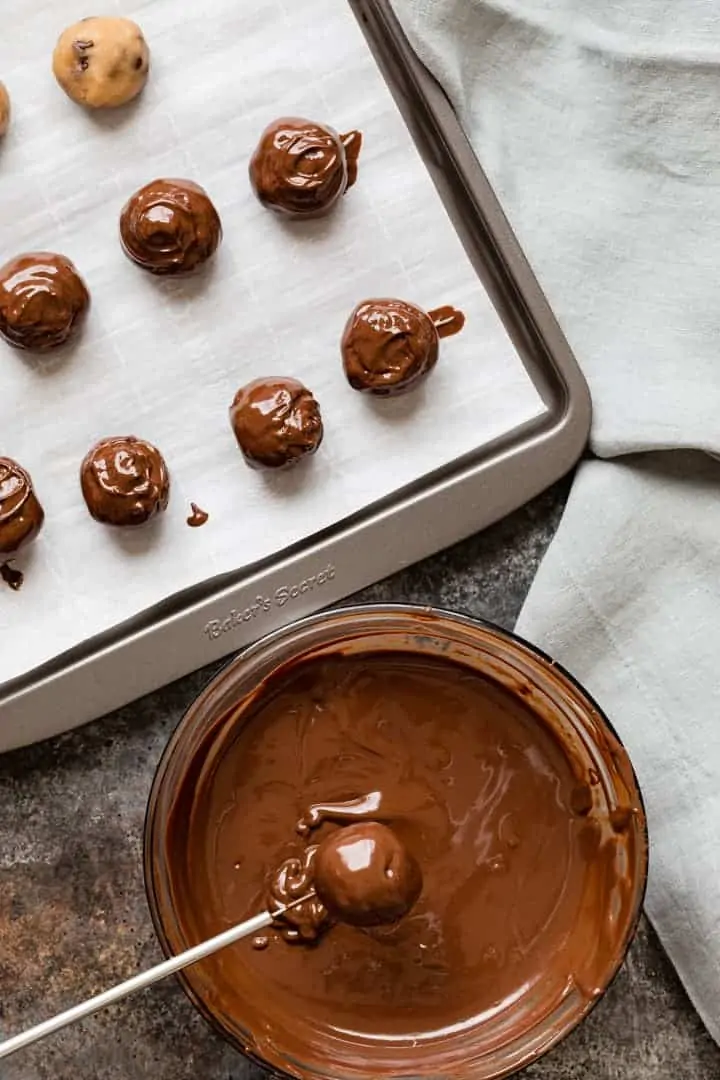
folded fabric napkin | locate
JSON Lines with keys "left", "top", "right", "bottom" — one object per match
{"left": 393, "top": 0, "right": 720, "bottom": 1042}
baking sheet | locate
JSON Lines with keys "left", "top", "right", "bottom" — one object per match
{"left": 0, "top": 0, "right": 546, "bottom": 686}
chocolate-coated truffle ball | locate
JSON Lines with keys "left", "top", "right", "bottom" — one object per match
{"left": 80, "top": 436, "right": 170, "bottom": 527}
{"left": 120, "top": 179, "right": 222, "bottom": 275}
{"left": 0, "top": 458, "right": 44, "bottom": 556}
{"left": 249, "top": 117, "right": 362, "bottom": 218}
{"left": 0, "top": 81, "right": 10, "bottom": 137}
{"left": 52, "top": 17, "right": 150, "bottom": 109}
{"left": 0, "top": 253, "right": 89, "bottom": 352}
{"left": 314, "top": 822, "right": 423, "bottom": 928}
{"left": 341, "top": 298, "right": 441, "bottom": 396}
{"left": 229, "top": 377, "right": 323, "bottom": 470}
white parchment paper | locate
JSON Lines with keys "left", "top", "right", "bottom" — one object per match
{"left": 0, "top": 0, "right": 545, "bottom": 685}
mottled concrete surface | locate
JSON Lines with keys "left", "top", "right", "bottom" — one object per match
{"left": 2, "top": 475, "right": 719, "bottom": 1080}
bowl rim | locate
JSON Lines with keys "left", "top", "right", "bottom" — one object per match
{"left": 143, "top": 602, "right": 649, "bottom": 1080}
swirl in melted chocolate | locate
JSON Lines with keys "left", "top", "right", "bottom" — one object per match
{"left": 229, "top": 377, "right": 323, "bottom": 470}
{"left": 341, "top": 298, "right": 465, "bottom": 395}
{"left": 264, "top": 845, "right": 329, "bottom": 946}
{"left": 249, "top": 117, "right": 362, "bottom": 218}
{"left": 0, "top": 253, "right": 89, "bottom": 352}
{"left": 120, "top": 179, "right": 222, "bottom": 274}
{"left": 80, "top": 436, "right": 170, "bottom": 526}
{"left": 161, "top": 649, "right": 644, "bottom": 1078}
{"left": 0, "top": 458, "right": 44, "bottom": 558}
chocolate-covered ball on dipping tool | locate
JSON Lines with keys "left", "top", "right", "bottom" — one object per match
{"left": 312, "top": 821, "right": 423, "bottom": 928}
{"left": 259, "top": 820, "right": 423, "bottom": 949}
{"left": 80, "top": 436, "right": 169, "bottom": 526}
{"left": 120, "top": 179, "right": 222, "bottom": 274}
{"left": 342, "top": 297, "right": 466, "bottom": 395}
{"left": 145, "top": 605, "right": 647, "bottom": 1080}
{"left": 250, "top": 117, "right": 362, "bottom": 218}
{"left": 0, "top": 253, "right": 89, "bottom": 351}
{"left": 0, "top": 457, "right": 44, "bottom": 589}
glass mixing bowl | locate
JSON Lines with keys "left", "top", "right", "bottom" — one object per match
{"left": 144, "top": 604, "right": 648, "bottom": 1080}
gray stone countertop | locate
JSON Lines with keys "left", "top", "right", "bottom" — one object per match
{"left": 2, "top": 476, "right": 719, "bottom": 1080}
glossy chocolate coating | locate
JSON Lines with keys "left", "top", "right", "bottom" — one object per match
{"left": 249, "top": 117, "right": 362, "bottom": 218}
{"left": 0, "top": 253, "right": 89, "bottom": 352}
{"left": 229, "top": 377, "right": 323, "bottom": 470}
{"left": 80, "top": 436, "right": 169, "bottom": 526}
{"left": 163, "top": 650, "right": 642, "bottom": 1078}
{"left": 342, "top": 298, "right": 439, "bottom": 395}
{"left": 313, "top": 822, "right": 422, "bottom": 927}
{"left": 120, "top": 179, "right": 222, "bottom": 274}
{"left": 0, "top": 458, "right": 44, "bottom": 555}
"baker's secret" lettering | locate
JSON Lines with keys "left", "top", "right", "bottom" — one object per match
{"left": 202, "top": 564, "right": 336, "bottom": 641}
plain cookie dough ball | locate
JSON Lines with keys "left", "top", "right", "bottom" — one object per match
{"left": 52, "top": 16, "right": 150, "bottom": 109}
{"left": 0, "top": 81, "right": 10, "bottom": 136}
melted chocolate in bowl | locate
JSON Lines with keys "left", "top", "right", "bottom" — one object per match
{"left": 146, "top": 607, "right": 647, "bottom": 1080}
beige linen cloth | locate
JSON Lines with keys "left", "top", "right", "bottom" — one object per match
{"left": 393, "top": 0, "right": 720, "bottom": 1040}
